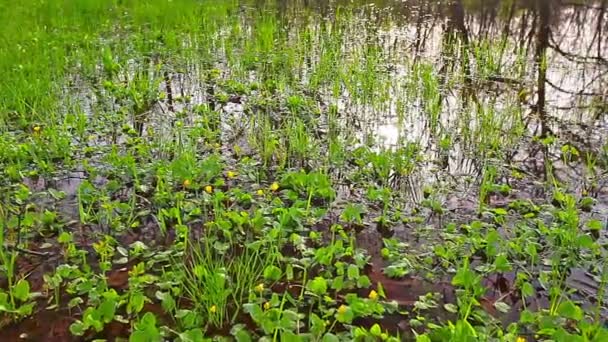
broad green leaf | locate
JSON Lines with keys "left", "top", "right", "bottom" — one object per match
{"left": 128, "top": 292, "right": 145, "bottom": 314}
{"left": 347, "top": 264, "right": 360, "bottom": 280}
{"left": 356, "top": 275, "right": 371, "bottom": 288}
{"left": 494, "top": 254, "right": 511, "bottom": 272}
{"left": 308, "top": 277, "right": 328, "bottom": 296}
{"left": 13, "top": 279, "right": 30, "bottom": 302}
{"left": 322, "top": 333, "right": 340, "bottom": 342}
{"left": 69, "top": 321, "right": 87, "bottom": 336}
{"left": 263, "top": 265, "right": 282, "bottom": 282}
{"left": 521, "top": 282, "right": 535, "bottom": 297}
{"left": 99, "top": 299, "right": 117, "bottom": 323}
{"left": 370, "top": 323, "right": 382, "bottom": 336}
{"left": 336, "top": 305, "right": 354, "bottom": 324}
{"left": 230, "top": 324, "right": 252, "bottom": 342}
{"left": 179, "top": 328, "right": 204, "bottom": 342}
{"left": 557, "top": 300, "right": 583, "bottom": 321}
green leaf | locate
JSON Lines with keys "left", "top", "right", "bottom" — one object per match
{"left": 347, "top": 264, "right": 360, "bottom": 280}
{"left": 155, "top": 291, "right": 176, "bottom": 312}
{"left": 16, "top": 302, "right": 35, "bottom": 316}
{"left": 520, "top": 309, "right": 535, "bottom": 324}
{"left": 128, "top": 292, "right": 145, "bottom": 314}
{"left": 370, "top": 323, "right": 382, "bottom": 336}
{"left": 308, "top": 277, "right": 328, "bottom": 296}
{"left": 286, "top": 264, "right": 294, "bottom": 281}
{"left": 521, "top": 282, "right": 535, "bottom": 297}
{"left": 99, "top": 299, "right": 117, "bottom": 323}
{"left": 243, "top": 303, "right": 264, "bottom": 321}
{"left": 356, "top": 275, "right": 371, "bottom": 288}
{"left": 451, "top": 259, "right": 476, "bottom": 288}
{"left": 310, "top": 313, "right": 326, "bottom": 336}
{"left": 69, "top": 321, "right": 87, "bottom": 336}
{"left": 139, "top": 312, "right": 157, "bottom": 327}
{"left": 494, "top": 301, "right": 511, "bottom": 313}
{"left": 443, "top": 303, "right": 458, "bottom": 313}
{"left": 557, "top": 300, "right": 583, "bottom": 321}
{"left": 415, "top": 335, "right": 432, "bottom": 342}
{"left": 68, "top": 297, "right": 84, "bottom": 309}
{"left": 263, "top": 265, "right": 282, "bottom": 282}
{"left": 587, "top": 219, "right": 602, "bottom": 231}
{"left": 577, "top": 235, "right": 595, "bottom": 249}
{"left": 493, "top": 208, "right": 508, "bottom": 216}
{"left": 58, "top": 231, "right": 73, "bottom": 244}
{"left": 179, "top": 328, "right": 204, "bottom": 342}
{"left": 331, "top": 276, "right": 344, "bottom": 291}
{"left": 13, "top": 279, "right": 30, "bottom": 302}
{"left": 230, "top": 324, "right": 252, "bottom": 342}
{"left": 493, "top": 254, "right": 512, "bottom": 272}
{"left": 322, "top": 333, "right": 340, "bottom": 342}
{"left": 336, "top": 306, "right": 354, "bottom": 324}
{"left": 129, "top": 330, "right": 150, "bottom": 342}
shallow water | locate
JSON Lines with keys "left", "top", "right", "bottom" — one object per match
{"left": 3, "top": 0, "right": 608, "bottom": 339}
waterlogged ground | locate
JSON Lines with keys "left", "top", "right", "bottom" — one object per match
{"left": 1, "top": 0, "right": 608, "bottom": 341}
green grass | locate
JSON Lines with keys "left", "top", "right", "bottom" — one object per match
{"left": 1, "top": 0, "right": 607, "bottom": 341}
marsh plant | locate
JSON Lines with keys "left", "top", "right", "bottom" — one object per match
{"left": 1, "top": 0, "right": 608, "bottom": 340}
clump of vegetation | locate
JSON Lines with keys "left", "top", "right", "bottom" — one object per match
{"left": 1, "top": 0, "right": 608, "bottom": 341}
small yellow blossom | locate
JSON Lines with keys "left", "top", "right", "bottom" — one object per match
{"left": 204, "top": 185, "right": 213, "bottom": 194}
{"left": 515, "top": 337, "right": 526, "bottom": 342}
{"left": 368, "top": 289, "right": 378, "bottom": 300}
{"left": 214, "top": 143, "right": 221, "bottom": 149}
{"left": 33, "top": 126, "right": 41, "bottom": 133}
{"left": 337, "top": 305, "right": 348, "bottom": 314}
{"left": 256, "top": 189, "right": 264, "bottom": 196}
{"left": 183, "top": 179, "right": 191, "bottom": 187}
{"left": 270, "top": 182, "right": 279, "bottom": 191}
{"left": 210, "top": 305, "right": 217, "bottom": 314}
{"left": 227, "top": 171, "right": 236, "bottom": 179}
{"left": 255, "top": 283, "right": 264, "bottom": 293}
{"left": 264, "top": 302, "right": 271, "bottom": 310}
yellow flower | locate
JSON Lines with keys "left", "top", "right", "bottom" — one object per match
{"left": 227, "top": 171, "right": 236, "bottom": 179}
{"left": 270, "top": 182, "right": 279, "bottom": 191}
{"left": 515, "top": 338, "right": 526, "bottom": 342}
{"left": 214, "top": 143, "right": 221, "bottom": 149}
{"left": 209, "top": 305, "right": 217, "bottom": 314}
{"left": 183, "top": 179, "right": 191, "bottom": 187}
{"left": 337, "top": 305, "right": 347, "bottom": 314}
{"left": 263, "top": 302, "right": 271, "bottom": 310}
{"left": 204, "top": 185, "right": 213, "bottom": 194}
{"left": 255, "top": 283, "right": 264, "bottom": 293}
{"left": 256, "top": 189, "right": 264, "bottom": 196}
{"left": 33, "top": 126, "right": 41, "bottom": 133}
{"left": 368, "top": 289, "right": 378, "bottom": 300}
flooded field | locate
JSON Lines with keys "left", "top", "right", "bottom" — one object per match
{"left": 1, "top": 0, "right": 607, "bottom": 340}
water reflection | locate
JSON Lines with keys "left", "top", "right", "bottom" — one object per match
{"left": 274, "top": 0, "right": 607, "bottom": 180}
